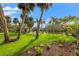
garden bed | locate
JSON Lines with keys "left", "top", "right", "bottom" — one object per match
{"left": 20, "top": 42, "right": 78, "bottom": 56}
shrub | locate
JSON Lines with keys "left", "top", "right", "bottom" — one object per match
{"left": 35, "top": 47, "right": 44, "bottom": 56}
{"left": 46, "top": 43, "right": 51, "bottom": 50}
{"left": 57, "top": 43, "right": 64, "bottom": 47}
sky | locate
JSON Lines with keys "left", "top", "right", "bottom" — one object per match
{"left": 2, "top": 3, "right": 79, "bottom": 22}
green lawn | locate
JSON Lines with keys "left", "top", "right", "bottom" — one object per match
{"left": 0, "top": 33, "right": 76, "bottom": 56}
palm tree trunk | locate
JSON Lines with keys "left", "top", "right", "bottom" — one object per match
{"left": 17, "top": 13, "right": 26, "bottom": 39}
{"left": 40, "top": 22, "right": 43, "bottom": 32}
{"left": 0, "top": 4, "right": 10, "bottom": 43}
{"left": 36, "top": 10, "right": 44, "bottom": 39}
{"left": 36, "top": 20, "right": 39, "bottom": 39}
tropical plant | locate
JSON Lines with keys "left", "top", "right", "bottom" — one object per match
{"left": 13, "top": 18, "right": 19, "bottom": 25}
{"left": 17, "top": 3, "right": 35, "bottom": 39}
{"left": 63, "top": 16, "right": 79, "bottom": 37}
{"left": 40, "top": 19, "right": 45, "bottom": 32}
{"left": 0, "top": 4, "right": 19, "bottom": 43}
{"left": 25, "top": 17, "right": 34, "bottom": 32}
{"left": 0, "top": 19, "right": 3, "bottom": 32}
{"left": 35, "top": 47, "right": 44, "bottom": 56}
{"left": 0, "top": 4, "right": 10, "bottom": 42}
{"left": 36, "top": 3, "right": 52, "bottom": 39}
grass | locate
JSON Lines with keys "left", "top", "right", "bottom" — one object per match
{"left": 0, "top": 33, "right": 76, "bottom": 56}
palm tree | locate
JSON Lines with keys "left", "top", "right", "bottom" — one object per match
{"left": 13, "top": 18, "right": 19, "bottom": 25}
{"left": 51, "top": 16, "right": 57, "bottom": 33}
{"left": 40, "top": 19, "right": 44, "bottom": 31}
{"left": 0, "top": 19, "right": 3, "bottom": 32}
{"left": 48, "top": 16, "right": 60, "bottom": 33}
{"left": 36, "top": 3, "right": 52, "bottom": 39}
{"left": 17, "top": 3, "right": 35, "bottom": 39}
{"left": 40, "top": 20, "right": 45, "bottom": 32}
{"left": 0, "top": 4, "right": 10, "bottom": 43}
{"left": 25, "top": 17, "right": 34, "bottom": 32}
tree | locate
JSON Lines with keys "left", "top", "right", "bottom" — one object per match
{"left": 36, "top": 3, "right": 52, "bottom": 39}
{"left": 40, "top": 19, "right": 45, "bottom": 32}
{"left": 12, "top": 18, "right": 20, "bottom": 32}
{"left": 0, "top": 4, "right": 20, "bottom": 43}
{"left": 25, "top": 17, "right": 34, "bottom": 32}
{"left": 47, "top": 16, "right": 61, "bottom": 33}
{"left": 51, "top": 16, "right": 58, "bottom": 33}
{"left": 5, "top": 16, "right": 11, "bottom": 24}
{"left": 0, "top": 19, "right": 3, "bottom": 32}
{"left": 65, "top": 16, "right": 79, "bottom": 37}
{"left": 13, "top": 18, "right": 19, "bottom": 25}
{"left": 17, "top": 3, "right": 35, "bottom": 39}
{"left": 0, "top": 4, "right": 10, "bottom": 43}
{"left": 5, "top": 16, "right": 12, "bottom": 31}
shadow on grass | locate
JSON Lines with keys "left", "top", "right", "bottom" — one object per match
{"left": 14, "top": 38, "right": 37, "bottom": 56}
{"left": 0, "top": 42, "right": 5, "bottom": 45}
{"left": 0, "top": 41, "right": 12, "bottom": 46}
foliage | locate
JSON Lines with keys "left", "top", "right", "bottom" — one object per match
{"left": 5, "top": 16, "right": 11, "bottom": 23}
{"left": 18, "top": 3, "right": 35, "bottom": 14}
{"left": 58, "top": 43, "right": 64, "bottom": 47}
{"left": 25, "top": 17, "right": 34, "bottom": 29}
{"left": 36, "top": 3, "right": 52, "bottom": 11}
{"left": 46, "top": 43, "right": 51, "bottom": 50}
{"left": 47, "top": 16, "right": 79, "bottom": 34}
{"left": 65, "top": 25, "right": 75, "bottom": 35}
{"left": 35, "top": 47, "right": 43, "bottom": 55}
{"left": 13, "top": 18, "right": 19, "bottom": 24}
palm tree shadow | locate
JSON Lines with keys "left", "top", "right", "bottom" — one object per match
{"left": 14, "top": 38, "right": 37, "bottom": 56}
{"left": 0, "top": 41, "right": 6, "bottom": 45}
{"left": 0, "top": 41, "right": 11, "bottom": 46}
{"left": 0, "top": 42, "right": 4, "bottom": 45}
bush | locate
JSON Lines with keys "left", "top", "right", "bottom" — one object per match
{"left": 46, "top": 43, "right": 51, "bottom": 50}
{"left": 35, "top": 47, "right": 44, "bottom": 56}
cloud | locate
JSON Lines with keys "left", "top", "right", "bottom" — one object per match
{"left": 3, "top": 6, "right": 21, "bottom": 16}
{"left": 4, "top": 11, "right": 16, "bottom": 16}
{"left": 3, "top": 6, "right": 20, "bottom": 11}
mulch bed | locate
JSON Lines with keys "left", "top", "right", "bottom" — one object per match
{"left": 19, "top": 42, "right": 79, "bottom": 56}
